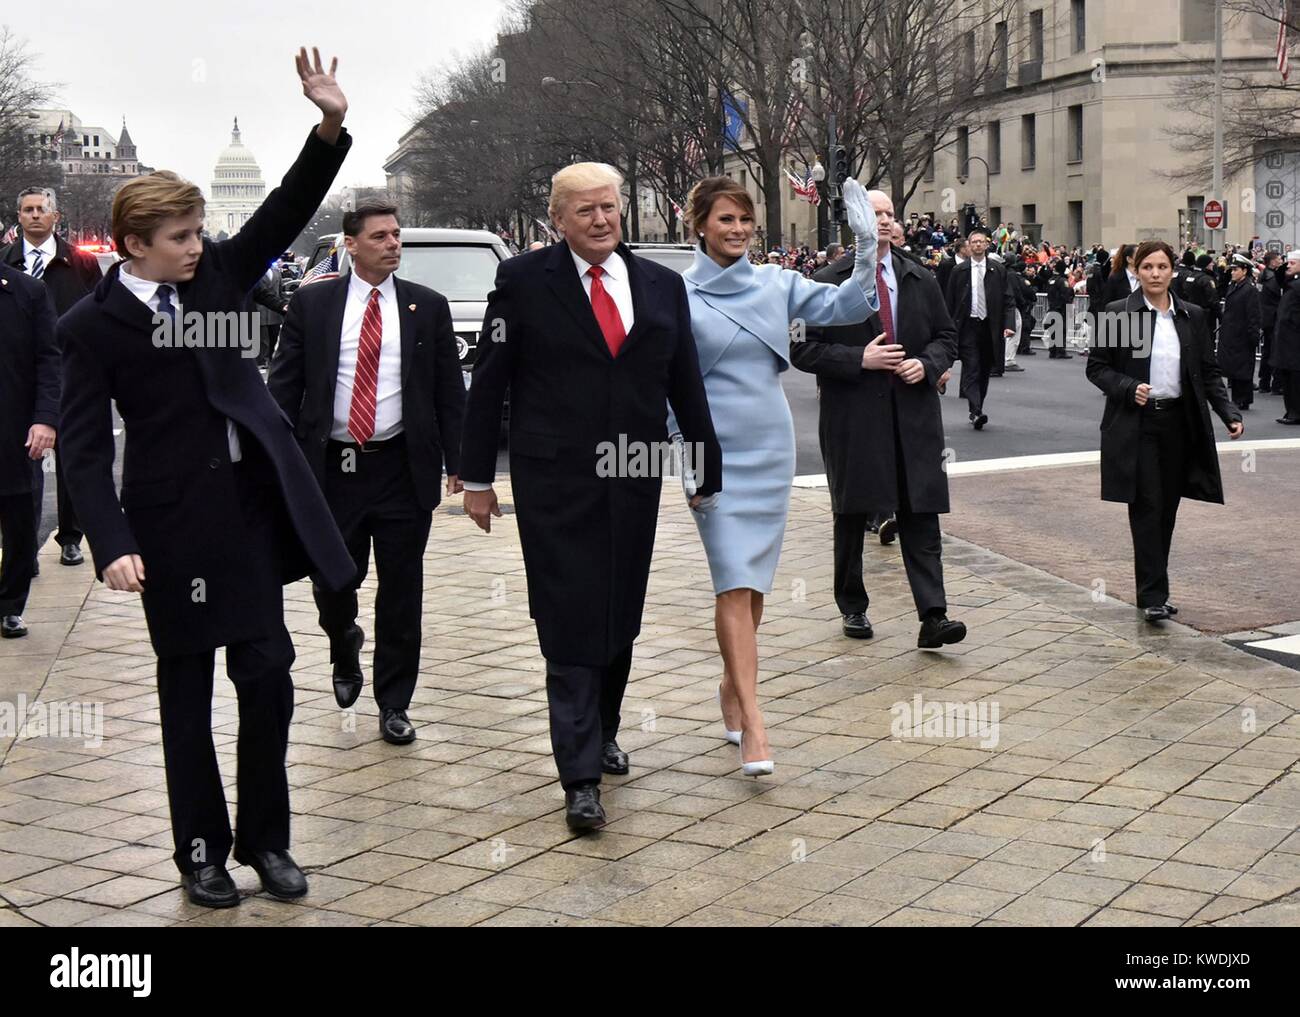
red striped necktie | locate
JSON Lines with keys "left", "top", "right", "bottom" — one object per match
{"left": 347, "top": 288, "right": 382, "bottom": 445}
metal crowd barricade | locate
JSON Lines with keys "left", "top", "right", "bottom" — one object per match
{"left": 1029, "top": 294, "right": 1050, "bottom": 339}
{"left": 1066, "top": 295, "right": 1090, "bottom": 352}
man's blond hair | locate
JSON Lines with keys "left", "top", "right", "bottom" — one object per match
{"left": 548, "top": 162, "right": 624, "bottom": 221}
{"left": 112, "top": 171, "right": 205, "bottom": 256}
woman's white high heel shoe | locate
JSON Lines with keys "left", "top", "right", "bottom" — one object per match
{"left": 717, "top": 683, "right": 742, "bottom": 746}
{"left": 739, "top": 732, "right": 774, "bottom": 777}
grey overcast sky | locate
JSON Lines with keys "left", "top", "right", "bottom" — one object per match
{"left": 26, "top": 0, "right": 510, "bottom": 196}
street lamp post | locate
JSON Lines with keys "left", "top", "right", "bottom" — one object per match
{"left": 810, "top": 158, "right": 828, "bottom": 249}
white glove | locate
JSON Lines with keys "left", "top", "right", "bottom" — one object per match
{"left": 671, "top": 434, "right": 697, "bottom": 499}
{"left": 843, "top": 177, "right": 879, "bottom": 308}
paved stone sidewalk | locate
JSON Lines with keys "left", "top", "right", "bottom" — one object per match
{"left": 1, "top": 479, "right": 1298, "bottom": 927}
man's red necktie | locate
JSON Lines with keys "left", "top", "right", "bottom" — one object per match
{"left": 347, "top": 288, "right": 382, "bottom": 445}
{"left": 587, "top": 265, "right": 626, "bottom": 357}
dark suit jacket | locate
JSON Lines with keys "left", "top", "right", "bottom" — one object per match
{"left": 459, "top": 240, "right": 721, "bottom": 666}
{"left": 944, "top": 257, "right": 1016, "bottom": 338}
{"left": 1217, "top": 279, "right": 1261, "bottom": 382}
{"left": 1086, "top": 290, "right": 1240, "bottom": 505}
{"left": 1102, "top": 268, "right": 1138, "bottom": 308}
{"left": 0, "top": 235, "right": 101, "bottom": 318}
{"left": 935, "top": 255, "right": 958, "bottom": 294}
{"left": 0, "top": 264, "right": 59, "bottom": 496}
{"left": 57, "top": 127, "right": 356, "bottom": 657}
{"left": 790, "top": 251, "right": 957, "bottom": 515}
{"left": 268, "top": 271, "right": 467, "bottom": 512}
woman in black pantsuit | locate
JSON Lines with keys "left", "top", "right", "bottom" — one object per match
{"left": 1086, "top": 240, "right": 1244, "bottom": 624}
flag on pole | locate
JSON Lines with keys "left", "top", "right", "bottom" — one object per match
{"left": 785, "top": 167, "right": 820, "bottom": 206}
{"left": 683, "top": 136, "right": 704, "bottom": 171}
{"left": 1278, "top": 2, "right": 1291, "bottom": 83}
{"left": 779, "top": 93, "right": 805, "bottom": 149}
{"left": 669, "top": 197, "right": 685, "bottom": 222}
{"left": 533, "top": 217, "right": 558, "bottom": 242}
{"left": 1, "top": 223, "right": 18, "bottom": 246}
{"left": 300, "top": 246, "right": 339, "bottom": 287}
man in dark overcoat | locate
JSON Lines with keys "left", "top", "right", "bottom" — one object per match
{"left": 790, "top": 189, "right": 967, "bottom": 651}
{"left": 458, "top": 162, "right": 721, "bottom": 831}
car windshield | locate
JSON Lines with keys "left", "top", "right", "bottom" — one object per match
{"left": 632, "top": 248, "right": 695, "bottom": 274}
{"left": 397, "top": 244, "right": 501, "bottom": 300}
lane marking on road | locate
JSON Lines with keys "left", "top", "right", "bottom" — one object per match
{"left": 794, "top": 439, "right": 1300, "bottom": 486}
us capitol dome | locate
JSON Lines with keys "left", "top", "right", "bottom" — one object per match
{"left": 206, "top": 117, "right": 266, "bottom": 240}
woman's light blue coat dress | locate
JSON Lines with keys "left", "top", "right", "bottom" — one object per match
{"left": 673, "top": 247, "right": 877, "bottom": 595}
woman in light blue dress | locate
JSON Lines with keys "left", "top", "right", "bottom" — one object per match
{"left": 671, "top": 175, "right": 880, "bottom": 774}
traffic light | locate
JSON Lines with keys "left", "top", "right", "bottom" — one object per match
{"left": 832, "top": 145, "right": 849, "bottom": 186}
{"left": 831, "top": 196, "right": 846, "bottom": 225}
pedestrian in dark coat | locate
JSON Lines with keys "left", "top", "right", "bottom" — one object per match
{"left": 1044, "top": 261, "right": 1075, "bottom": 358}
{"left": 790, "top": 189, "right": 966, "bottom": 651}
{"left": 1085, "top": 240, "right": 1243, "bottom": 622}
{"left": 56, "top": 49, "right": 356, "bottom": 909}
{"left": 1257, "top": 252, "right": 1283, "bottom": 393}
{"left": 1102, "top": 244, "right": 1139, "bottom": 306}
{"left": 944, "top": 227, "right": 1016, "bottom": 426}
{"left": 2, "top": 190, "right": 102, "bottom": 565}
{"left": 0, "top": 263, "right": 58, "bottom": 636}
{"left": 1217, "top": 254, "right": 1261, "bottom": 409}
{"left": 458, "top": 162, "right": 721, "bottom": 830}
{"left": 1271, "top": 251, "right": 1300, "bottom": 422}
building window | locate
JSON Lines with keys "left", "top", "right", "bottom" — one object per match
{"left": 994, "top": 21, "right": 1008, "bottom": 73}
{"left": 1021, "top": 114, "right": 1036, "bottom": 169}
{"left": 924, "top": 134, "right": 936, "bottom": 181}
{"left": 988, "top": 120, "right": 1001, "bottom": 174}
{"left": 961, "top": 30, "right": 976, "bottom": 81}
{"left": 990, "top": 207, "right": 1002, "bottom": 225}
{"left": 93, "top": 134, "right": 99, "bottom": 146}
{"left": 1028, "top": 9, "right": 1044, "bottom": 62}
{"left": 1072, "top": 0, "right": 1087, "bottom": 52}
{"left": 1022, "top": 203, "right": 1037, "bottom": 226}
{"left": 1068, "top": 105, "right": 1084, "bottom": 163}
{"left": 1069, "top": 201, "right": 1084, "bottom": 247}
{"left": 957, "top": 126, "right": 970, "bottom": 177}
{"left": 1182, "top": 0, "right": 1215, "bottom": 42}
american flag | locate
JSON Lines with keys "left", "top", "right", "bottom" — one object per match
{"left": 1, "top": 223, "right": 18, "bottom": 246}
{"left": 779, "top": 93, "right": 805, "bottom": 149}
{"left": 533, "top": 217, "right": 558, "bottom": 242}
{"left": 300, "top": 246, "right": 339, "bottom": 287}
{"left": 683, "top": 136, "right": 704, "bottom": 171}
{"left": 1278, "top": 2, "right": 1291, "bottom": 83}
{"left": 669, "top": 197, "right": 685, "bottom": 222}
{"left": 785, "top": 167, "right": 820, "bottom": 206}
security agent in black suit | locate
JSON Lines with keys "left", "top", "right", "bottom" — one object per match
{"left": 269, "top": 200, "right": 466, "bottom": 745}
{"left": 2, "top": 189, "right": 101, "bottom": 567}
{"left": 459, "top": 165, "right": 721, "bottom": 831}
{"left": 790, "top": 190, "right": 966, "bottom": 651}
{"left": 57, "top": 48, "right": 356, "bottom": 909}
{"left": 1085, "top": 240, "right": 1243, "bottom": 623}
{"left": 0, "top": 264, "right": 58, "bottom": 638}
{"left": 944, "top": 227, "right": 1016, "bottom": 428}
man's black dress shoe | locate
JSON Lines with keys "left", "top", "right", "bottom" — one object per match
{"left": 232, "top": 848, "right": 307, "bottom": 900}
{"left": 917, "top": 615, "right": 967, "bottom": 648}
{"left": 1278, "top": 417, "right": 1300, "bottom": 425}
{"left": 1, "top": 616, "right": 27, "bottom": 638}
{"left": 32, "top": 557, "right": 39, "bottom": 577}
{"left": 878, "top": 517, "right": 898, "bottom": 545}
{"left": 600, "top": 740, "right": 629, "bottom": 775}
{"left": 1164, "top": 603, "right": 1178, "bottom": 616}
{"left": 971, "top": 412, "right": 988, "bottom": 430}
{"left": 331, "top": 625, "right": 364, "bottom": 708}
{"left": 59, "top": 544, "right": 84, "bottom": 566}
{"left": 181, "top": 864, "right": 240, "bottom": 908}
{"left": 1021, "top": 348, "right": 1038, "bottom": 355}
{"left": 564, "top": 785, "right": 606, "bottom": 831}
{"left": 1143, "top": 605, "right": 1171, "bottom": 623}
{"left": 842, "top": 612, "right": 874, "bottom": 639}
{"left": 380, "top": 708, "right": 416, "bottom": 744}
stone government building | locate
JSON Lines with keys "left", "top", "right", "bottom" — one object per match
{"left": 634, "top": 1, "right": 1290, "bottom": 253}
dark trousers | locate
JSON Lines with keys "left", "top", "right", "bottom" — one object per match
{"left": 1260, "top": 326, "right": 1274, "bottom": 391}
{"left": 0, "top": 491, "right": 37, "bottom": 616}
{"left": 312, "top": 437, "right": 430, "bottom": 712}
{"left": 31, "top": 449, "right": 83, "bottom": 549}
{"left": 1281, "top": 369, "right": 1300, "bottom": 419}
{"left": 1127, "top": 405, "right": 1188, "bottom": 609}
{"left": 545, "top": 643, "right": 633, "bottom": 789}
{"left": 831, "top": 396, "right": 947, "bottom": 621}
{"left": 958, "top": 318, "right": 994, "bottom": 415}
{"left": 157, "top": 625, "right": 295, "bottom": 875}
{"left": 1017, "top": 315, "right": 1036, "bottom": 354}
{"left": 1229, "top": 377, "right": 1253, "bottom": 407}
